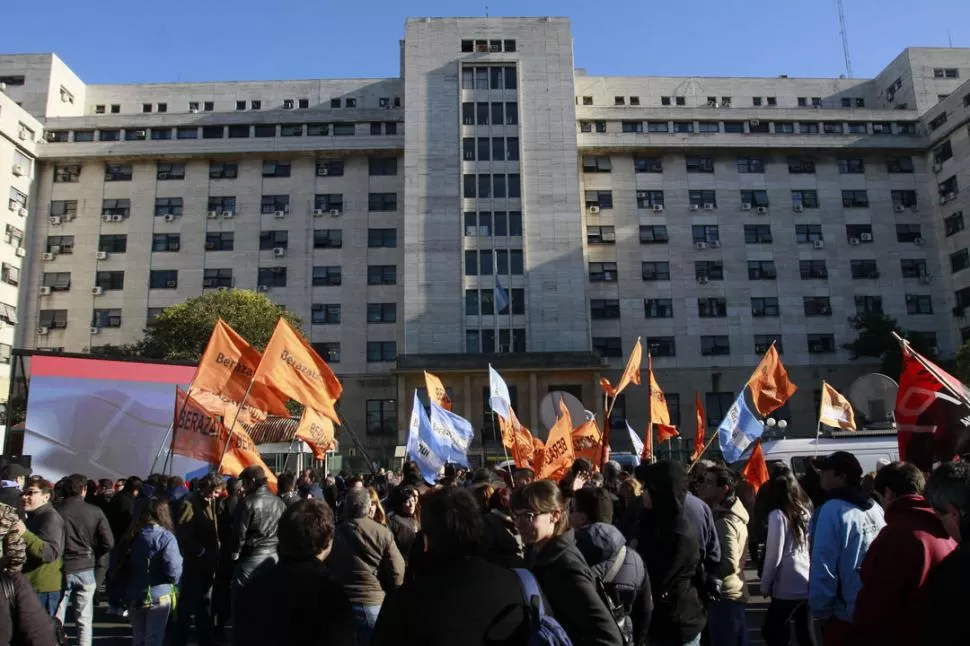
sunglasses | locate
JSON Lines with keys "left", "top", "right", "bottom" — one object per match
{"left": 22, "top": 489, "right": 43, "bottom": 497}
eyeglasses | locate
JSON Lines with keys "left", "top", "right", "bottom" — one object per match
{"left": 21, "top": 490, "right": 43, "bottom": 497}
{"left": 512, "top": 510, "right": 549, "bottom": 523}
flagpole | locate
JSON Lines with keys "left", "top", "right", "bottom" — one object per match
{"left": 216, "top": 378, "right": 257, "bottom": 471}
{"left": 159, "top": 384, "right": 195, "bottom": 475}
{"left": 815, "top": 380, "right": 825, "bottom": 458}
{"left": 491, "top": 410, "right": 514, "bottom": 482}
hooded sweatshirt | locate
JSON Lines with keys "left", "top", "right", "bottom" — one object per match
{"left": 808, "top": 486, "right": 886, "bottom": 623}
{"left": 712, "top": 497, "right": 749, "bottom": 602}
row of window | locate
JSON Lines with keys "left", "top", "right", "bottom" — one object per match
{"left": 584, "top": 188, "right": 919, "bottom": 210}
{"left": 462, "top": 174, "right": 522, "bottom": 199}
{"left": 601, "top": 223, "right": 926, "bottom": 247}
{"left": 462, "top": 137, "right": 521, "bottom": 161}
{"left": 460, "top": 39, "right": 517, "bottom": 53}
{"left": 592, "top": 293, "right": 933, "bottom": 320}
{"left": 616, "top": 257, "right": 930, "bottom": 282}
{"left": 463, "top": 250, "right": 525, "bottom": 276}
{"left": 595, "top": 334, "right": 834, "bottom": 358}
{"left": 465, "top": 288, "right": 526, "bottom": 315}
{"left": 47, "top": 121, "right": 399, "bottom": 143}
{"left": 56, "top": 158, "right": 396, "bottom": 183}
{"left": 460, "top": 66, "right": 519, "bottom": 91}
{"left": 463, "top": 211, "right": 523, "bottom": 237}
{"left": 460, "top": 101, "right": 520, "bottom": 126}
{"left": 92, "top": 94, "right": 395, "bottom": 116}
{"left": 465, "top": 328, "right": 527, "bottom": 354}
{"left": 586, "top": 155, "right": 916, "bottom": 175}
{"left": 580, "top": 120, "right": 916, "bottom": 136}
{"left": 580, "top": 94, "right": 881, "bottom": 109}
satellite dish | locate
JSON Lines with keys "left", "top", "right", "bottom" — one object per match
{"left": 847, "top": 373, "right": 899, "bottom": 429}
{"left": 538, "top": 391, "right": 586, "bottom": 438}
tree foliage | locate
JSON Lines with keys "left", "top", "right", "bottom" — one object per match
{"left": 132, "top": 289, "right": 301, "bottom": 362}
{"left": 843, "top": 311, "right": 936, "bottom": 378}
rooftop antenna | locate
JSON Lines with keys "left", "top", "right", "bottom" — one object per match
{"left": 837, "top": 0, "right": 854, "bottom": 78}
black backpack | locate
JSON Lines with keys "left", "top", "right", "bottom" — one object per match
{"left": 595, "top": 546, "right": 634, "bottom": 646}
{"left": 1, "top": 571, "right": 69, "bottom": 645}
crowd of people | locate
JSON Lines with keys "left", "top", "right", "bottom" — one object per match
{"left": 0, "top": 451, "right": 968, "bottom": 646}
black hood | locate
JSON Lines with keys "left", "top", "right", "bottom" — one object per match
{"left": 643, "top": 461, "right": 689, "bottom": 520}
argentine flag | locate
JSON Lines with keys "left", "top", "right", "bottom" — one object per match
{"left": 429, "top": 402, "right": 475, "bottom": 467}
{"left": 716, "top": 391, "right": 765, "bottom": 464}
{"left": 407, "top": 392, "right": 445, "bottom": 484}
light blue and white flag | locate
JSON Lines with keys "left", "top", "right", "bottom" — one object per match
{"left": 626, "top": 420, "right": 644, "bottom": 457}
{"left": 429, "top": 402, "right": 475, "bottom": 467}
{"left": 495, "top": 277, "right": 510, "bottom": 313}
{"left": 407, "top": 391, "right": 445, "bottom": 484}
{"left": 489, "top": 364, "right": 512, "bottom": 421}
{"left": 716, "top": 391, "right": 765, "bottom": 464}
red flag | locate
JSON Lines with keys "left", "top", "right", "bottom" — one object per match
{"left": 691, "top": 392, "right": 706, "bottom": 462}
{"left": 741, "top": 441, "right": 770, "bottom": 492}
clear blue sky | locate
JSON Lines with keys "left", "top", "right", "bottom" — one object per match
{"left": 3, "top": 0, "right": 968, "bottom": 83}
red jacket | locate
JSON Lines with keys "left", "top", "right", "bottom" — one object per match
{"left": 851, "top": 495, "right": 957, "bottom": 646}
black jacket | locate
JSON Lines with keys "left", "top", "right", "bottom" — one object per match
{"left": 372, "top": 555, "right": 531, "bottom": 646}
{"left": 636, "top": 462, "right": 706, "bottom": 645}
{"left": 481, "top": 509, "right": 524, "bottom": 569}
{"left": 231, "top": 485, "right": 284, "bottom": 558}
{"left": 57, "top": 496, "right": 114, "bottom": 574}
{"left": 923, "top": 540, "right": 970, "bottom": 645}
{"left": 0, "top": 571, "right": 56, "bottom": 646}
{"left": 385, "top": 512, "right": 419, "bottom": 563}
{"left": 175, "top": 492, "right": 221, "bottom": 571}
{"left": 528, "top": 529, "right": 624, "bottom": 646}
{"left": 106, "top": 490, "right": 137, "bottom": 540}
{"left": 233, "top": 558, "right": 357, "bottom": 646}
{"left": 576, "top": 522, "right": 651, "bottom": 646}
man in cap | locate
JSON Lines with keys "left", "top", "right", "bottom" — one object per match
{"left": 0, "top": 462, "right": 31, "bottom": 518}
{"left": 808, "top": 451, "right": 886, "bottom": 646}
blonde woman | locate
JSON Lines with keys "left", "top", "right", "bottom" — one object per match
{"left": 367, "top": 487, "right": 387, "bottom": 526}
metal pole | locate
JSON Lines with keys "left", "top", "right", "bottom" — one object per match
{"left": 216, "top": 379, "right": 257, "bottom": 470}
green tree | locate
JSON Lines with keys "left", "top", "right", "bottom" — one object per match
{"left": 843, "top": 311, "right": 936, "bottom": 377}
{"left": 138, "top": 289, "right": 301, "bottom": 361}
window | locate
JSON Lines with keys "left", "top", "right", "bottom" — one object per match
{"left": 582, "top": 156, "right": 612, "bottom": 173}
{"left": 787, "top": 158, "right": 815, "bottom": 174}
{"left": 92, "top": 309, "right": 123, "bottom": 328}
{"left": 636, "top": 224, "right": 670, "bottom": 246}
{"left": 847, "top": 123, "right": 868, "bottom": 134}
{"left": 755, "top": 335, "right": 783, "bottom": 355}
{"left": 257, "top": 267, "right": 287, "bottom": 288}
{"left": 151, "top": 126, "right": 172, "bottom": 139}
{"left": 629, "top": 96, "right": 640, "bottom": 106}
{"left": 724, "top": 121, "right": 745, "bottom": 133}
{"left": 314, "top": 230, "right": 342, "bottom": 249}
{"left": 622, "top": 121, "right": 644, "bottom": 133}
{"left": 203, "top": 232, "right": 234, "bottom": 252}
{"left": 314, "top": 194, "right": 343, "bottom": 212}
{"left": 203, "top": 269, "right": 233, "bottom": 289}
{"left": 855, "top": 295, "right": 883, "bottom": 315}
{"left": 309, "top": 266, "right": 341, "bottom": 287}
{"left": 368, "top": 193, "right": 398, "bottom": 212}
{"left": 748, "top": 260, "right": 777, "bottom": 280}
{"left": 209, "top": 162, "right": 238, "bottom": 179}
{"left": 312, "top": 342, "right": 340, "bottom": 364}
{"left": 365, "top": 265, "right": 396, "bottom": 286}
{"left": 823, "top": 122, "right": 845, "bottom": 134}
{"left": 737, "top": 157, "right": 765, "bottom": 173}
{"left": 939, "top": 175, "right": 959, "bottom": 198}
{"left": 368, "top": 228, "right": 397, "bottom": 248}
{"left": 202, "top": 126, "right": 225, "bottom": 139}
{"left": 692, "top": 225, "right": 719, "bottom": 244}
{"left": 686, "top": 156, "right": 714, "bottom": 173}
{"left": 644, "top": 298, "right": 673, "bottom": 319}
{"left": 316, "top": 160, "right": 344, "bottom": 177}
{"left": 744, "top": 225, "right": 773, "bottom": 244}
{"left": 368, "top": 157, "right": 398, "bottom": 176}
{"left": 900, "top": 259, "right": 928, "bottom": 279}
{"left": 95, "top": 271, "right": 125, "bottom": 290}
{"left": 766, "top": 97, "right": 777, "bottom": 106}
{"left": 689, "top": 190, "right": 717, "bottom": 208}
{"left": 850, "top": 259, "right": 880, "bottom": 279}
{"left": 53, "top": 165, "right": 80, "bottom": 183}
{"left": 892, "top": 190, "right": 918, "bottom": 208}
{"left": 740, "top": 190, "right": 769, "bottom": 208}
{"left": 929, "top": 113, "right": 947, "bottom": 131}
{"left": 156, "top": 162, "right": 185, "bottom": 180}
{"left": 906, "top": 295, "right": 933, "bottom": 315}
{"left": 799, "top": 122, "right": 820, "bottom": 134}
{"left": 698, "top": 122, "right": 719, "bottom": 133}
{"left": 311, "top": 304, "right": 341, "bottom": 325}
{"left": 749, "top": 120, "right": 770, "bottom": 134}
{"left": 101, "top": 199, "right": 130, "bottom": 217}
{"left": 154, "top": 197, "right": 183, "bottom": 216}
{"left": 698, "top": 297, "right": 727, "bottom": 318}
{"left": 50, "top": 200, "right": 77, "bottom": 218}
{"left": 951, "top": 249, "right": 970, "bottom": 273}
{"left": 38, "top": 310, "right": 68, "bottom": 330}
{"left": 99, "top": 129, "right": 120, "bottom": 141}
{"left": 366, "top": 343, "right": 396, "bottom": 364}
{"left": 593, "top": 337, "right": 623, "bottom": 358}
{"left": 104, "top": 164, "right": 132, "bottom": 181}
{"left": 896, "top": 224, "right": 922, "bottom": 243}
{"left": 887, "top": 156, "right": 915, "bottom": 173}
{"left": 589, "top": 262, "right": 618, "bottom": 282}
{"left": 808, "top": 334, "right": 836, "bottom": 354}
{"left": 800, "top": 259, "right": 828, "bottom": 279}
{"left": 791, "top": 190, "right": 819, "bottom": 209}
{"left": 98, "top": 234, "right": 128, "bottom": 253}
{"left": 587, "top": 226, "right": 616, "bottom": 245}
{"left": 701, "top": 336, "right": 730, "bottom": 356}
{"left": 281, "top": 124, "right": 303, "bottom": 137}
{"left": 636, "top": 190, "right": 665, "bottom": 209}
{"left": 672, "top": 122, "right": 693, "bottom": 134}
{"left": 333, "top": 123, "right": 355, "bottom": 136}
{"left": 846, "top": 224, "right": 874, "bottom": 242}
{"left": 259, "top": 230, "right": 289, "bottom": 250}
{"left": 41, "top": 272, "right": 69, "bottom": 291}
{"left": 934, "top": 68, "right": 960, "bottom": 79}
{"left": 176, "top": 127, "right": 198, "bottom": 139}
{"left": 661, "top": 96, "right": 671, "bottom": 106}
{"left": 307, "top": 123, "right": 330, "bottom": 136}
{"left": 641, "top": 262, "right": 670, "bottom": 281}
{"left": 752, "top": 297, "right": 780, "bottom": 317}
{"left": 207, "top": 197, "right": 236, "bottom": 215}
{"left": 584, "top": 191, "right": 613, "bottom": 209}
{"left": 365, "top": 399, "right": 397, "bottom": 432}
{"left": 262, "top": 161, "right": 291, "bottom": 178}
{"left": 646, "top": 121, "right": 668, "bottom": 133}
{"left": 837, "top": 158, "right": 865, "bottom": 174}
{"left": 695, "top": 261, "right": 724, "bottom": 281}
{"left": 804, "top": 296, "right": 832, "bottom": 316}
{"left": 260, "top": 195, "right": 290, "bottom": 214}
{"left": 842, "top": 190, "right": 869, "bottom": 208}
{"left": 897, "top": 121, "right": 917, "bottom": 135}
{"left": 633, "top": 157, "right": 663, "bottom": 173}
{"left": 614, "top": 96, "right": 624, "bottom": 106}
{"left": 945, "top": 211, "right": 964, "bottom": 237}
{"left": 74, "top": 130, "right": 95, "bottom": 142}
{"left": 591, "top": 299, "right": 621, "bottom": 320}
{"left": 45, "top": 235, "right": 74, "bottom": 255}
{"left": 125, "top": 127, "right": 147, "bottom": 141}
{"left": 4, "top": 224, "right": 22, "bottom": 249}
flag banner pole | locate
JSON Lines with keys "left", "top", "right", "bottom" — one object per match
{"left": 492, "top": 410, "right": 514, "bottom": 481}
{"left": 151, "top": 423, "right": 174, "bottom": 475}
{"left": 688, "top": 430, "right": 721, "bottom": 468}
{"left": 216, "top": 379, "right": 257, "bottom": 470}
{"left": 335, "top": 404, "right": 379, "bottom": 476}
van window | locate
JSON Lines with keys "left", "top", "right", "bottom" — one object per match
{"left": 790, "top": 456, "right": 814, "bottom": 478}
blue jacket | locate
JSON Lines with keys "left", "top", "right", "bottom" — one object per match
{"left": 123, "top": 524, "right": 183, "bottom": 605}
{"left": 808, "top": 488, "right": 885, "bottom": 622}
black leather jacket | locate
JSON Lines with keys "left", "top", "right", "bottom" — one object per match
{"left": 231, "top": 486, "right": 285, "bottom": 558}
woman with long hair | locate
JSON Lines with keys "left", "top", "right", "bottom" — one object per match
{"left": 367, "top": 487, "right": 387, "bottom": 526}
{"left": 512, "top": 480, "right": 622, "bottom": 645}
{"left": 759, "top": 471, "right": 816, "bottom": 646}
{"left": 110, "top": 497, "right": 182, "bottom": 646}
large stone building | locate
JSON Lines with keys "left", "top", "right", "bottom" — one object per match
{"left": 1, "top": 18, "right": 970, "bottom": 463}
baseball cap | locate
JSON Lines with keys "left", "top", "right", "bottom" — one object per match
{"left": 812, "top": 451, "right": 863, "bottom": 481}
{"left": 0, "top": 463, "right": 31, "bottom": 481}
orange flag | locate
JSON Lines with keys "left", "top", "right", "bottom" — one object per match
{"left": 190, "top": 390, "right": 270, "bottom": 430}
{"left": 424, "top": 371, "right": 452, "bottom": 410}
{"left": 500, "top": 409, "right": 536, "bottom": 469}
{"left": 295, "top": 407, "right": 336, "bottom": 461}
{"left": 219, "top": 425, "right": 277, "bottom": 493}
{"left": 600, "top": 338, "right": 643, "bottom": 398}
{"left": 252, "top": 319, "right": 343, "bottom": 424}
{"left": 538, "top": 400, "right": 574, "bottom": 481}
{"left": 530, "top": 435, "right": 546, "bottom": 472}
{"left": 819, "top": 382, "right": 856, "bottom": 431}
{"left": 571, "top": 418, "right": 602, "bottom": 464}
{"left": 640, "top": 423, "right": 654, "bottom": 462}
{"left": 747, "top": 345, "right": 797, "bottom": 417}
{"left": 741, "top": 441, "right": 770, "bottom": 492}
{"left": 172, "top": 388, "right": 227, "bottom": 464}
{"left": 648, "top": 355, "right": 678, "bottom": 443}
{"left": 691, "top": 392, "right": 706, "bottom": 462}
{"left": 190, "top": 319, "right": 290, "bottom": 418}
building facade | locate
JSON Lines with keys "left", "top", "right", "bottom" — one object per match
{"left": 1, "top": 21, "right": 970, "bottom": 462}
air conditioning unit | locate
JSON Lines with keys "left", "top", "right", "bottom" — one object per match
{"left": 164, "top": 214, "right": 176, "bottom": 222}
{"left": 652, "top": 205, "right": 664, "bottom": 213}
{"left": 258, "top": 284, "right": 270, "bottom": 292}
{"left": 222, "top": 211, "right": 235, "bottom": 219}
{"left": 860, "top": 232, "right": 873, "bottom": 241}
{"left": 329, "top": 209, "right": 341, "bottom": 217}
{"left": 102, "top": 214, "right": 113, "bottom": 223}
{"left": 15, "top": 247, "right": 25, "bottom": 258}
{"left": 313, "top": 209, "right": 326, "bottom": 217}
{"left": 11, "top": 164, "right": 24, "bottom": 177}
{"left": 709, "top": 240, "right": 721, "bottom": 248}
{"left": 49, "top": 245, "right": 60, "bottom": 254}
{"left": 96, "top": 251, "right": 108, "bottom": 260}
{"left": 919, "top": 274, "right": 931, "bottom": 284}
{"left": 273, "top": 247, "right": 286, "bottom": 257}
{"left": 273, "top": 210, "right": 286, "bottom": 219}
{"left": 18, "top": 207, "right": 27, "bottom": 217}
{"left": 894, "top": 204, "right": 905, "bottom": 213}
{"left": 90, "top": 327, "right": 100, "bottom": 335}
{"left": 588, "top": 205, "right": 601, "bottom": 214}
{"left": 756, "top": 206, "right": 769, "bottom": 215}
{"left": 813, "top": 240, "right": 825, "bottom": 249}
{"left": 749, "top": 119, "right": 760, "bottom": 126}
{"left": 914, "top": 237, "right": 924, "bottom": 246}
{"left": 636, "top": 191, "right": 649, "bottom": 199}
{"left": 42, "top": 252, "right": 55, "bottom": 261}
{"left": 39, "top": 286, "right": 52, "bottom": 295}
{"left": 694, "top": 241, "right": 707, "bottom": 250}
{"left": 793, "top": 204, "right": 804, "bottom": 213}
{"left": 849, "top": 237, "right": 860, "bottom": 246}
{"left": 112, "top": 214, "right": 124, "bottom": 222}
{"left": 696, "top": 275, "right": 708, "bottom": 284}
{"left": 689, "top": 204, "right": 699, "bottom": 212}
{"left": 166, "top": 280, "right": 177, "bottom": 288}
{"left": 318, "top": 167, "right": 329, "bottom": 176}
{"left": 207, "top": 211, "right": 220, "bottom": 219}
{"left": 49, "top": 216, "right": 62, "bottom": 226}
{"left": 703, "top": 203, "right": 715, "bottom": 211}
{"left": 37, "top": 326, "right": 49, "bottom": 335}
{"left": 91, "top": 286, "right": 103, "bottom": 296}
{"left": 741, "top": 202, "right": 752, "bottom": 211}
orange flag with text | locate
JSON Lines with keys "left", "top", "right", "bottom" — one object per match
{"left": 691, "top": 392, "right": 706, "bottom": 462}
{"left": 600, "top": 338, "right": 643, "bottom": 398}
{"left": 219, "top": 424, "right": 278, "bottom": 492}
{"left": 172, "top": 388, "right": 226, "bottom": 464}
{"left": 538, "top": 400, "right": 574, "bottom": 481}
{"left": 571, "top": 418, "right": 602, "bottom": 464}
{"left": 499, "top": 409, "right": 538, "bottom": 469}
{"left": 295, "top": 407, "right": 337, "bottom": 461}
{"left": 252, "top": 319, "right": 343, "bottom": 423}
{"left": 424, "top": 371, "right": 452, "bottom": 411}
{"left": 741, "top": 441, "right": 770, "bottom": 492}
{"left": 747, "top": 345, "right": 797, "bottom": 417}
{"left": 649, "top": 355, "right": 679, "bottom": 443}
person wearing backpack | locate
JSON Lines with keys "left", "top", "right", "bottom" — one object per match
{"left": 1, "top": 510, "right": 55, "bottom": 646}
{"left": 571, "top": 487, "right": 651, "bottom": 645}
{"left": 513, "top": 480, "right": 624, "bottom": 646}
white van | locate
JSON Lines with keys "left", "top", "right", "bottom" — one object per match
{"left": 760, "top": 432, "right": 899, "bottom": 477}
